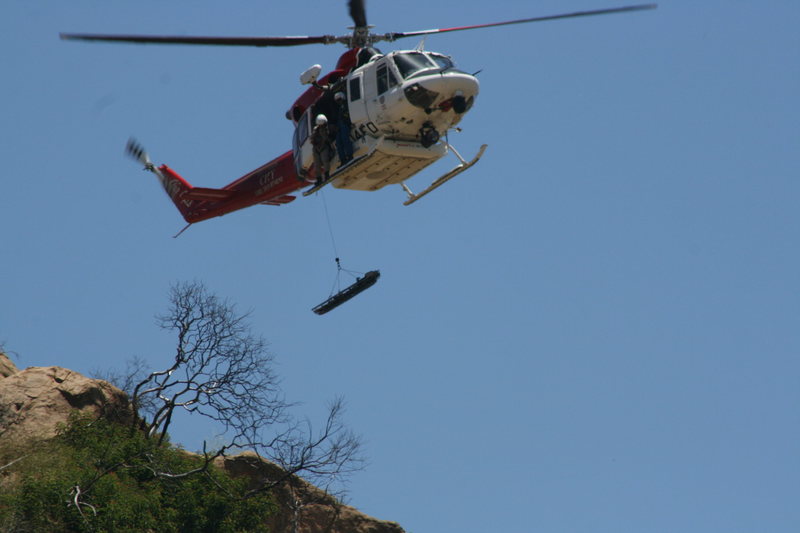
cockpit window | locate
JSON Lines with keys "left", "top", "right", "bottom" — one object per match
{"left": 393, "top": 52, "right": 437, "bottom": 79}
{"left": 376, "top": 63, "right": 398, "bottom": 94}
{"left": 428, "top": 54, "right": 454, "bottom": 71}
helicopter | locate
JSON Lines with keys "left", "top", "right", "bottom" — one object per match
{"left": 62, "top": 1, "right": 656, "bottom": 228}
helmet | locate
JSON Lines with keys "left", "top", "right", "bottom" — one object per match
{"left": 334, "top": 92, "right": 346, "bottom": 101}
{"left": 315, "top": 114, "right": 328, "bottom": 125}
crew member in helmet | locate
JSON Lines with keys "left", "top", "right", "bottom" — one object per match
{"left": 333, "top": 92, "right": 354, "bottom": 165}
{"left": 311, "top": 114, "right": 334, "bottom": 186}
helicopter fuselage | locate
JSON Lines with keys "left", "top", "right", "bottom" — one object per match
{"left": 62, "top": 2, "right": 655, "bottom": 216}
{"left": 289, "top": 48, "right": 479, "bottom": 191}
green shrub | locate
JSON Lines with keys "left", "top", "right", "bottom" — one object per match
{"left": 0, "top": 412, "right": 274, "bottom": 532}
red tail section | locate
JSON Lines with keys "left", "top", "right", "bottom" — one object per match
{"left": 154, "top": 165, "right": 202, "bottom": 222}
{"left": 152, "top": 151, "right": 303, "bottom": 224}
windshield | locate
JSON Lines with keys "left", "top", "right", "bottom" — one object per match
{"left": 428, "top": 54, "right": 454, "bottom": 71}
{"left": 393, "top": 52, "right": 437, "bottom": 79}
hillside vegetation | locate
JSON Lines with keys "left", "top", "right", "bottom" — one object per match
{"left": 1, "top": 412, "right": 273, "bottom": 532}
{"left": 0, "top": 349, "right": 403, "bottom": 533}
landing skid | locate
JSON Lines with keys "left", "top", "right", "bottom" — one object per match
{"left": 302, "top": 176, "right": 333, "bottom": 197}
{"left": 401, "top": 143, "right": 487, "bottom": 206}
{"left": 302, "top": 156, "right": 365, "bottom": 197}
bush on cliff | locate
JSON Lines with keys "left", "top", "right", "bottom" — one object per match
{"left": 0, "top": 412, "right": 274, "bottom": 533}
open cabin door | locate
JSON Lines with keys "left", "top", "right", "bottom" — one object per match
{"left": 292, "top": 108, "right": 313, "bottom": 178}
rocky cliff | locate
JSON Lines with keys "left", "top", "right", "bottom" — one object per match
{"left": 0, "top": 352, "right": 404, "bottom": 533}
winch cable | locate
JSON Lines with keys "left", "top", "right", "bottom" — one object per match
{"left": 320, "top": 190, "right": 363, "bottom": 295}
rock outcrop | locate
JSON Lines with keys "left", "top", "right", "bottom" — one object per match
{"left": 0, "top": 354, "right": 404, "bottom": 533}
{"left": 0, "top": 361, "right": 131, "bottom": 444}
{"left": 0, "top": 352, "right": 18, "bottom": 378}
{"left": 215, "top": 453, "right": 405, "bottom": 533}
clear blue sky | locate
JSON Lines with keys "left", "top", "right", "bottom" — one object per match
{"left": 2, "top": 1, "right": 799, "bottom": 532}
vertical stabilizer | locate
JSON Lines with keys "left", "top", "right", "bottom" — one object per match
{"left": 126, "top": 138, "right": 198, "bottom": 222}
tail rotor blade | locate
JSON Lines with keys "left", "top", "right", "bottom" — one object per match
{"left": 126, "top": 138, "right": 153, "bottom": 169}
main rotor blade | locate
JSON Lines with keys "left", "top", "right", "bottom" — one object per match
{"left": 386, "top": 4, "right": 657, "bottom": 41}
{"left": 349, "top": 0, "right": 368, "bottom": 28}
{"left": 59, "top": 33, "right": 337, "bottom": 47}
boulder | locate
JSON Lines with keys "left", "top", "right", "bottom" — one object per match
{"left": 0, "top": 366, "right": 131, "bottom": 444}
{"left": 215, "top": 452, "right": 405, "bottom": 533}
{"left": 0, "top": 352, "right": 18, "bottom": 378}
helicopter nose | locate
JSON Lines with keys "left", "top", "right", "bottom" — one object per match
{"left": 433, "top": 71, "right": 480, "bottom": 98}
{"left": 403, "top": 71, "right": 479, "bottom": 112}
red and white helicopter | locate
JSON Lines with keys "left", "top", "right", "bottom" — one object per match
{"left": 62, "top": 1, "right": 656, "bottom": 229}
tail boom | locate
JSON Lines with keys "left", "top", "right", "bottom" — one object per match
{"left": 153, "top": 151, "right": 302, "bottom": 223}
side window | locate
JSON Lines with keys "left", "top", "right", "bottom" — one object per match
{"left": 377, "top": 64, "right": 389, "bottom": 95}
{"left": 292, "top": 109, "right": 312, "bottom": 175}
{"left": 293, "top": 109, "right": 309, "bottom": 151}
{"left": 349, "top": 76, "right": 361, "bottom": 102}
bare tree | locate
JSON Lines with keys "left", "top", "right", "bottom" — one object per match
{"left": 257, "top": 397, "right": 363, "bottom": 491}
{"left": 91, "top": 355, "right": 157, "bottom": 416}
{"left": 132, "top": 281, "right": 282, "bottom": 446}
{"left": 128, "top": 281, "right": 363, "bottom": 491}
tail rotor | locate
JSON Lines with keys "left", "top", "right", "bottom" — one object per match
{"left": 125, "top": 137, "right": 170, "bottom": 196}
{"left": 125, "top": 138, "right": 155, "bottom": 170}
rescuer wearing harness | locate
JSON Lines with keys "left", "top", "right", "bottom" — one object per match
{"left": 311, "top": 114, "right": 334, "bottom": 186}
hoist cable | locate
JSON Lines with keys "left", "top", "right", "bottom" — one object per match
{"left": 320, "top": 190, "right": 340, "bottom": 265}
{"left": 319, "top": 190, "right": 367, "bottom": 298}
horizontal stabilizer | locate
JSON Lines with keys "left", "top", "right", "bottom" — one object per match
{"left": 185, "top": 187, "right": 236, "bottom": 201}
{"left": 261, "top": 195, "right": 296, "bottom": 206}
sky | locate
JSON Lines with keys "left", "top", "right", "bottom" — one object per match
{"left": 2, "top": 1, "right": 799, "bottom": 532}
